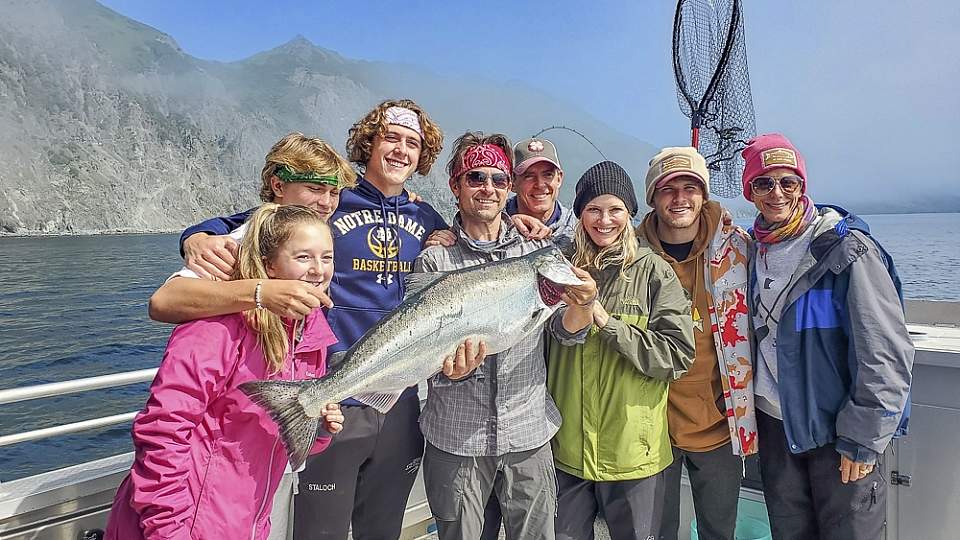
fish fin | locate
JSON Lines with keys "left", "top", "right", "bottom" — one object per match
{"left": 352, "top": 390, "right": 405, "bottom": 414}
{"left": 326, "top": 350, "right": 348, "bottom": 372}
{"left": 403, "top": 271, "right": 444, "bottom": 301}
{"left": 239, "top": 380, "right": 320, "bottom": 471}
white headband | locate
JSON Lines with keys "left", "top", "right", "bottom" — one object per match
{"left": 385, "top": 106, "right": 423, "bottom": 138}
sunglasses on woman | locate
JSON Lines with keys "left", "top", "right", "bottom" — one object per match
{"left": 464, "top": 170, "right": 511, "bottom": 189}
{"left": 750, "top": 174, "right": 803, "bottom": 196}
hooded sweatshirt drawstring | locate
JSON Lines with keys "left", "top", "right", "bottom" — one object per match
{"left": 393, "top": 196, "right": 403, "bottom": 302}
{"left": 377, "top": 196, "right": 390, "bottom": 291}
{"left": 374, "top": 191, "right": 407, "bottom": 302}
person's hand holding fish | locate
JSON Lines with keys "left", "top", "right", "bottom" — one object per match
{"left": 558, "top": 267, "right": 600, "bottom": 333}
{"left": 561, "top": 267, "right": 598, "bottom": 307}
{"left": 441, "top": 338, "right": 488, "bottom": 381}
{"left": 320, "top": 403, "right": 345, "bottom": 434}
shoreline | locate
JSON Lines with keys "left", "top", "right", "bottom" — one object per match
{"left": 2, "top": 211, "right": 957, "bottom": 238}
{"left": 0, "top": 228, "right": 182, "bottom": 238}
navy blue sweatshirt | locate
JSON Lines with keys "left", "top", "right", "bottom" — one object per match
{"left": 178, "top": 178, "right": 448, "bottom": 403}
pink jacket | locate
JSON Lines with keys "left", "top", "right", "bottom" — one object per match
{"left": 105, "top": 309, "right": 337, "bottom": 540}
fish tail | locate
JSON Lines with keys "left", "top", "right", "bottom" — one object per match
{"left": 239, "top": 380, "right": 320, "bottom": 471}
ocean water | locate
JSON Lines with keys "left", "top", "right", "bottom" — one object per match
{"left": 0, "top": 213, "right": 958, "bottom": 480}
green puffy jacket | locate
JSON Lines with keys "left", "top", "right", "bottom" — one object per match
{"left": 548, "top": 248, "right": 695, "bottom": 481}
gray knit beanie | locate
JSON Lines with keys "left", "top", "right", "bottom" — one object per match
{"left": 573, "top": 161, "right": 639, "bottom": 218}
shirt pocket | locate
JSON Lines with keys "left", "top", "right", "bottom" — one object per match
{"left": 610, "top": 297, "right": 649, "bottom": 330}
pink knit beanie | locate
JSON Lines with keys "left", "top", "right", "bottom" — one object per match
{"left": 741, "top": 133, "right": 807, "bottom": 201}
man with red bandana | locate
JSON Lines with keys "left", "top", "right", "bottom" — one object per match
{"left": 411, "top": 131, "right": 596, "bottom": 540}
{"left": 478, "top": 136, "right": 579, "bottom": 539}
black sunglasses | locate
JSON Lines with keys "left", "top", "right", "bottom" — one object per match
{"left": 464, "top": 170, "right": 511, "bottom": 189}
{"left": 750, "top": 174, "right": 803, "bottom": 196}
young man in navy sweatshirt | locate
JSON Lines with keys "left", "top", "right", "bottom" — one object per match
{"left": 293, "top": 100, "right": 452, "bottom": 540}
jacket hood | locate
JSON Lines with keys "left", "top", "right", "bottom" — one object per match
{"left": 639, "top": 200, "right": 723, "bottom": 263}
{"left": 817, "top": 203, "right": 871, "bottom": 233}
{"left": 352, "top": 176, "right": 413, "bottom": 205}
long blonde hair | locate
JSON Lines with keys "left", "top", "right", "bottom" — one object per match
{"left": 233, "top": 203, "right": 331, "bottom": 373}
{"left": 571, "top": 219, "right": 639, "bottom": 278}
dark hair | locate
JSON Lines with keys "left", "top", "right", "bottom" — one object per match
{"left": 445, "top": 132, "right": 513, "bottom": 179}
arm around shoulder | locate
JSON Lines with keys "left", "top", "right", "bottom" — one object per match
{"left": 149, "top": 277, "right": 257, "bottom": 324}
{"left": 178, "top": 210, "right": 250, "bottom": 257}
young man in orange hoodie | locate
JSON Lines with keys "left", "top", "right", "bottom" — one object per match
{"left": 637, "top": 147, "right": 758, "bottom": 540}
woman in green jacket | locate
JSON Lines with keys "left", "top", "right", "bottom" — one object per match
{"left": 549, "top": 161, "right": 696, "bottom": 540}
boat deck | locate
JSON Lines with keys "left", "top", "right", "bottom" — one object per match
{"left": 2, "top": 301, "right": 958, "bottom": 540}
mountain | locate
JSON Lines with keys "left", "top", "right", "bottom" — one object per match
{"left": 0, "top": 0, "right": 657, "bottom": 234}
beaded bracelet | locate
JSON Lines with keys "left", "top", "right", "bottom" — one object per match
{"left": 254, "top": 281, "right": 264, "bottom": 309}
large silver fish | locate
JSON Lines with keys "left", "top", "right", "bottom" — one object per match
{"left": 240, "top": 246, "right": 583, "bottom": 469}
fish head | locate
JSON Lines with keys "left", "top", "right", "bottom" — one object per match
{"left": 531, "top": 246, "right": 583, "bottom": 307}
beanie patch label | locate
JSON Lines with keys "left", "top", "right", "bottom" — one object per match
{"left": 761, "top": 148, "right": 797, "bottom": 168}
{"left": 659, "top": 154, "right": 693, "bottom": 174}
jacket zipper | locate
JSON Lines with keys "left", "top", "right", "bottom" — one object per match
{"left": 251, "top": 439, "right": 280, "bottom": 540}
{"left": 251, "top": 330, "right": 299, "bottom": 539}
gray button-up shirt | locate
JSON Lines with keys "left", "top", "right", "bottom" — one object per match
{"left": 411, "top": 213, "right": 577, "bottom": 457}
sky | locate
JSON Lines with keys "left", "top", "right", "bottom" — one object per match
{"left": 98, "top": 0, "right": 960, "bottom": 206}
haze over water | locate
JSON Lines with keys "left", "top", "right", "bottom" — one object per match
{"left": 0, "top": 212, "right": 958, "bottom": 480}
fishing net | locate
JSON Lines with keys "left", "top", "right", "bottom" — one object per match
{"left": 672, "top": 0, "right": 755, "bottom": 198}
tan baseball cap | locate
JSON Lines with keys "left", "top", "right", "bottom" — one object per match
{"left": 644, "top": 146, "right": 710, "bottom": 204}
{"left": 513, "top": 138, "right": 562, "bottom": 176}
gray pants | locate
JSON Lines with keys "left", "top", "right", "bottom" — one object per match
{"left": 422, "top": 442, "right": 556, "bottom": 540}
{"left": 659, "top": 443, "right": 743, "bottom": 540}
{"left": 268, "top": 471, "right": 297, "bottom": 540}
{"left": 555, "top": 468, "right": 665, "bottom": 540}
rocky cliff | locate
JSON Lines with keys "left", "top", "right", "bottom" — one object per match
{"left": 0, "top": 0, "right": 658, "bottom": 234}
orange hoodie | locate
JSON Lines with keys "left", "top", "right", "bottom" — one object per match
{"left": 640, "top": 201, "right": 730, "bottom": 452}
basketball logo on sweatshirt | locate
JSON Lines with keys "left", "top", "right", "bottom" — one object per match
{"left": 368, "top": 226, "right": 401, "bottom": 259}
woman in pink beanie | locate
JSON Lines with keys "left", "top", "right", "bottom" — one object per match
{"left": 741, "top": 133, "right": 913, "bottom": 540}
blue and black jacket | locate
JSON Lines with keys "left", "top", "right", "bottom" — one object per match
{"left": 749, "top": 205, "right": 913, "bottom": 463}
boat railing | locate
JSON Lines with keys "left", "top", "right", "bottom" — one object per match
{"left": 0, "top": 368, "right": 157, "bottom": 448}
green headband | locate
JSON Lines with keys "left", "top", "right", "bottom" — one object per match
{"left": 274, "top": 164, "right": 339, "bottom": 186}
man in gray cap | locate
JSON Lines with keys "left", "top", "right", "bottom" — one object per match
{"left": 475, "top": 136, "right": 579, "bottom": 539}
{"left": 508, "top": 137, "right": 578, "bottom": 252}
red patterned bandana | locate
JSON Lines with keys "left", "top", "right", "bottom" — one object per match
{"left": 453, "top": 144, "right": 512, "bottom": 178}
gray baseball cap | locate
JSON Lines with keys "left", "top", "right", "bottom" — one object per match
{"left": 513, "top": 138, "right": 562, "bottom": 176}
